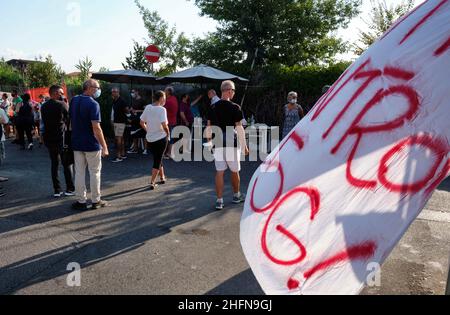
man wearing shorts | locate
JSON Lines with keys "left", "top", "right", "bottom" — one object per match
{"left": 207, "top": 80, "right": 249, "bottom": 211}
{"left": 111, "top": 88, "right": 130, "bottom": 163}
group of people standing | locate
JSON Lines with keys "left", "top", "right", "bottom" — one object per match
{"left": 0, "top": 90, "right": 46, "bottom": 151}
{"left": 45, "top": 79, "right": 251, "bottom": 210}
{"left": 1, "top": 78, "right": 314, "bottom": 210}
{"left": 110, "top": 85, "right": 219, "bottom": 163}
{"left": 109, "top": 84, "right": 230, "bottom": 195}
{"left": 110, "top": 86, "right": 181, "bottom": 162}
{"left": 38, "top": 81, "right": 109, "bottom": 210}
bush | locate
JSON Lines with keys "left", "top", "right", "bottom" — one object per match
{"left": 0, "top": 59, "right": 24, "bottom": 88}
{"left": 266, "top": 61, "right": 351, "bottom": 108}
{"left": 25, "top": 56, "right": 64, "bottom": 89}
{"left": 242, "top": 62, "right": 352, "bottom": 126}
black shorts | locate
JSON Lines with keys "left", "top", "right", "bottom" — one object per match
{"left": 148, "top": 138, "right": 168, "bottom": 170}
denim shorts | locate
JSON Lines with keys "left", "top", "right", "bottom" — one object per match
{"left": 169, "top": 125, "right": 176, "bottom": 144}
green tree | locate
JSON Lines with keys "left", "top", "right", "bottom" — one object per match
{"left": 25, "top": 55, "right": 64, "bottom": 88}
{"left": 124, "top": 0, "right": 191, "bottom": 76}
{"left": 0, "top": 58, "right": 24, "bottom": 87}
{"left": 75, "top": 56, "right": 93, "bottom": 81}
{"left": 190, "top": 0, "right": 361, "bottom": 72}
{"left": 353, "top": 0, "right": 415, "bottom": 55}
{"left": 122, "top": 41, "right": 152, "bottom": 73}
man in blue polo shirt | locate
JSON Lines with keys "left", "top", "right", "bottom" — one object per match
{"left": 70, "top": 79, "right": 109, "bottom": 211}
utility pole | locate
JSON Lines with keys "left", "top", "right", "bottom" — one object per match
{"left": 240, "top": 47, "right": 259, "bottom": 110}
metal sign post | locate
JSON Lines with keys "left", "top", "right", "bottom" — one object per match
{"left": 145, "top": 45, "right": 159, "bottom": 100}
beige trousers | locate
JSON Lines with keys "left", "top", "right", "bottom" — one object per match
{"left": 74, "top": 151, "right": 102, "bottom": 204}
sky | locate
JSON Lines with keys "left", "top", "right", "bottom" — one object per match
{"left": 0, "top": 0, "right": 425, "bottom": 73}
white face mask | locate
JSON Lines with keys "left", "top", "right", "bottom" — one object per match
{"left": 93, "top": 89, "right": 102, "bottom": 99}
{"left": 289, "top": 99, "right": 297, "bottom": 104}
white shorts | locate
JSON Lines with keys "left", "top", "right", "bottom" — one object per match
{"left": 114, "top": 123, "right": 126, "bottom": 137}
{"left": 214, "top": 147, "right": 241, "bottom": 173}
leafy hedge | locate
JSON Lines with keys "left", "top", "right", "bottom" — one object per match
{"left": 243, "top": 61, "right": 352, "bottom": 126}
{"left": 265, "top": 61, "right": 351, "bottom": 108}
{"left": 0, "top": 60, "right": 24, "bottom": 88}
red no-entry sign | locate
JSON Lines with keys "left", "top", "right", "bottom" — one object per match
{"left": 145, "top": 45, "right": 160, "bottom": 63}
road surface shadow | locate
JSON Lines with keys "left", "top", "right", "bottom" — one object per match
{"left": 438, "top": 176, "right": 450, "bottom": 192}
{"left": 0, "top": 141, "right": 260, "bottom": 294}
{"left": 206, "top": 269, "right": 264, "bottom": 295}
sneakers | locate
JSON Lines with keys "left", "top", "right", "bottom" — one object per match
{"left": 142, "top": 150, "right": 148, "bottom": 155}
{"left": 91, "top": 200, "right": 109, "bottom": 209}
{"left": 55, "top": 191, "right": 75, "bottom": 197}
{"left": 71, "top": 200, "right": 108, "bottom": 211}
{"left": 215, "top": 199, "right": 225, "bottom": 211}
{"left": 28, "top": 143, "right": 33, "bottom": 150}
{"left": 112, "top": 158, "right": 123, "bottom": 163}
{"left": 215, "top": 194, "right": 245, "bottom": 210}
{"left": 0, "top": 177, "right": 8, "bottom": 183}
{"left": 127, "top": 149, "right": 138, "bottom": 154}
{"left": 54, "top": 192, "right": 64, "bottom": 198}
{"left": 149, "top": 183, "right": 158, "bottom": 190}
{"left": 232, "top": 193, "right": 246, "bottom": 204}
{"left": 72, "top": 202, "right": 88, "bottom": 211}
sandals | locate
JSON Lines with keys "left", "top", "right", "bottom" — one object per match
{"left": 150, "top": 177, "right": 166, "bottom": 190}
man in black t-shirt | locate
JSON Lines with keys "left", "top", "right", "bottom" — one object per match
{"left": 41, "top": 85, "right": 75, "bottom": 197}
{"left": 207, "top": 80, "right": 249, "bottom": 211}
{"left": 111, "top": 88, "right": 130, "bottom": 162}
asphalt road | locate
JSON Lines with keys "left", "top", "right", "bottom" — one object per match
{"left": 0, "top": 140, "right": 449, "bottom": 295}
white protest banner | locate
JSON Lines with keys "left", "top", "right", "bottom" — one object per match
{"left": 241, "top": 0, "right": 450, "bottom": 295}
